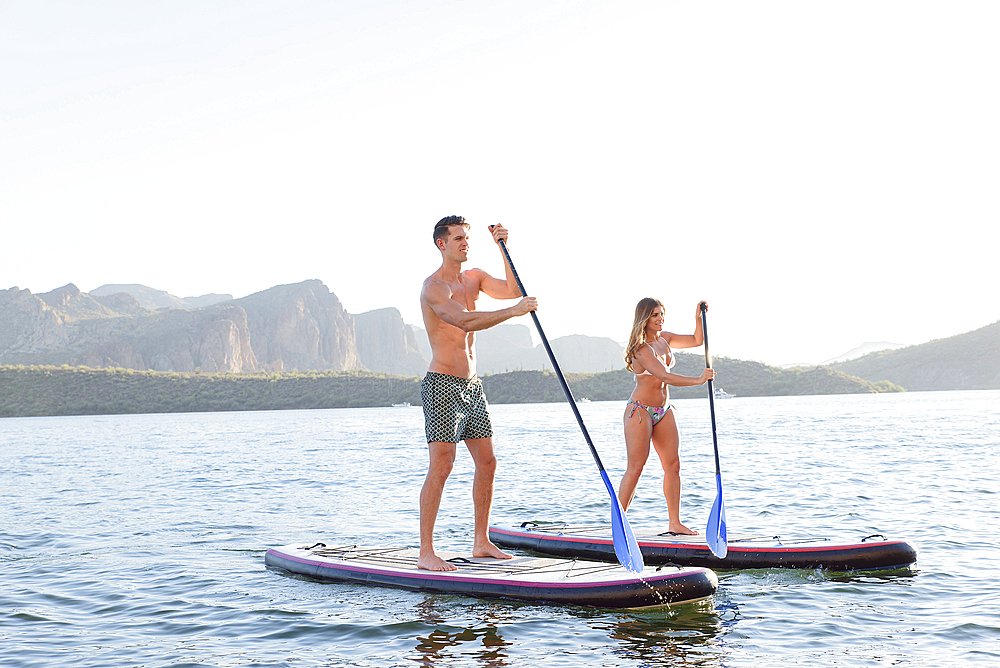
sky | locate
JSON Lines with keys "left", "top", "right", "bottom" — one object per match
{"left": 2, "top": 1, "right": 997, "bottom": 367}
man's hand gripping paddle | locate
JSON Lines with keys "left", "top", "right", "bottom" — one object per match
{"left": 491, "top": 227, "right": 644, "bottom": 572}
{"left": 701, "top": 302, "right": 728, "bottom": 558}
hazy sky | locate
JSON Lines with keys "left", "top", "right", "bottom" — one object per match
{"left": 3, "top": 1, "right": 997, "bottom": 366}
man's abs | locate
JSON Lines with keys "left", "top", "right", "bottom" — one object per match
{"left": 426, "top": 328, "right": 476, "bottom": 378}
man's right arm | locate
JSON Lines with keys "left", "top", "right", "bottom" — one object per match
{"left": 422, "top": 282, "right": 537, "bottom": 333}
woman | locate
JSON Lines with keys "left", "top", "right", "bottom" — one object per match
{"left": 620, "top": 298, "right": 715, "bottom": 535}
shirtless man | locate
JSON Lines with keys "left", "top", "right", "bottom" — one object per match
{"left": 417, "top": 215, "right": 538, "bottom": 571}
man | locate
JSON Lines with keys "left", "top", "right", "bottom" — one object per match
{"left": 417, "top": 215, "right": 538, "bottom": 571}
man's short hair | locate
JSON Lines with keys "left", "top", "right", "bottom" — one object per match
{"left": 433, "top": 215, "right": 469, "bottom": 247}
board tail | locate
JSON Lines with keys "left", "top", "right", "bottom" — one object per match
{"left": 706, "top": 473, "right": 728, "bottom": 558}
{"left": 601, "top": 470, "right": 645, "bottom": 572}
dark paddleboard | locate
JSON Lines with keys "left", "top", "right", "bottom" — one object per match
{"left": 265, "top": 542, "right": 718, "bottom": 609}
{"left": 490, "top": 523, "right": 918, "bottom": 571}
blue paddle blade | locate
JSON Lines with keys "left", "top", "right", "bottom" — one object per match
{"left": 706, "top": 473, "right": 728, "bottom": 559}
{"left": 600, "top": 470, "right": 645, "bottom": 573}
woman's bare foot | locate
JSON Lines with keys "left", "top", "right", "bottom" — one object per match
{"left": 668, "top": 522, "right": 700, "bottom": 536}
{"left": 417, "top": 551, "right": 458, "bottom": 571}
{"left": 473, "top": 541, "right": 512, "bottom": 560}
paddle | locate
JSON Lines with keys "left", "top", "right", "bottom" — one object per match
{"left": 491, "top": 228, "right": 644, "bottom": 573}
{"left": 700, "top": 302, "right": 728, "bottom": 558}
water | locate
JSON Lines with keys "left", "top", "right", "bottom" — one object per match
{"left": 2, "top": 391, "right": 998, "bottom": 667}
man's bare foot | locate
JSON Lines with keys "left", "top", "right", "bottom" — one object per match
{"left": 667, "top": 522, "right": 700, "bottom": 536}
{"left": 472, "top": 541, "right": 513, "bottom": 560}
{"left": 417, "top": 552, "right": 458, "bottom": 571}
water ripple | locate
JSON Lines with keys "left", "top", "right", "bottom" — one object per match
{"left": 1, "top": 392, "right": 999, "bottom": 666}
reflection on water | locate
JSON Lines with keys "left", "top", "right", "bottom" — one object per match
{"left": 411, "top": 597, "right": 516, "bottom": 667}
{"left": 600, "top": 600, "right": 728, "bottom": 667}
{"left": 407, "top": 593, "right": 730, "bottom": 667}
{"left": 413, "top": 625, "right": 512, "bottom": 667}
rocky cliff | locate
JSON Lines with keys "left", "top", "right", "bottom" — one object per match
{"left": 3, "top": 282, "right": 627, "bottom": 377}
{"left": 474, "top": 324, "right": 625, "bottom": 374}
{"left": 410, "top": 323, "right": 626, "bottom": 375}
{"left": 1, "top": 286, "right": 71, "bottom": 356}
{"left": 232, "top": 280, "right": 361, "bottom": 372}
{"left": 474, "top": 324, "right": 538, "bottom": 373}
{"left": 353, "top": 308, "right": 428, "bottom": 376}
{"left": 0, "top": 281, "right": 361, "bottom": 373}
{"left": 1, "top": 284, "right": 259, "bottom": 372}
{"left": 90, "top": 284, "right": 233, "bottom": 310}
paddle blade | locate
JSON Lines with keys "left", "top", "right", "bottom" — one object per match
{"left": 706, "top": 473, "right": 728, "bottom": 559}
{"left": 600, "top": 470, "right": 645, "bottom": 572}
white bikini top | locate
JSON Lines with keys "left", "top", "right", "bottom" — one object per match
{"left": 634, "top": 344, "right": 675, "bottom": 377}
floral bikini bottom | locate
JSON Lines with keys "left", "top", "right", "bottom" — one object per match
{"left": 626, "top": 399, "right": 675, "bottom": 426}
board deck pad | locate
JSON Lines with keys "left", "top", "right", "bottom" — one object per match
{"left": 265, "top": 542, "right": 718, "bottom": 609}
{"left": 489, "top": 522, "right": 918, "bottom": 571}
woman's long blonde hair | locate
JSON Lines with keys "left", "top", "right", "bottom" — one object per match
{"left": 625, "top": 297, "right": 664, "bottom": 372}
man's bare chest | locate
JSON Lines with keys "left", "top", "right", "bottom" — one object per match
{"left": 447, "top": 278, "right": 479, "bottom": 310}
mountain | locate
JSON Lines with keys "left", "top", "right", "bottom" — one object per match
{"left": 353, "top": 308, "right": 428, "bottom": 376}
{"left": 474, "top": 324, "right": 538, "bottom": 372}
{"left": 90, "top": 284, "right": 232, "bottom": 310}
{"left": 412, "top": 323, "right": 625, "bottom": 374}
{"left": 0, "top": 283, "right": 257, "bottom": 371}
{"left": 230, "top": 280, "right": 361, "bottom": 372}
{"left": 821, "top": 341, "right": 908, "bottom": 365}
{"left": 5, "top": 281, "right": 996, "bottom": 392}
{"left": 2, "top": 282, "right": 622, "bottom": 377}
{"left": 0, "top": 281, "right": 360, "bottom": 373}
{"left": 831, "top": 321, "right": 1000, "bottom": 391}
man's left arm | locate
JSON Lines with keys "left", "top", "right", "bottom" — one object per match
{"left": 474, "top": 224, "right": 522, "bottom": 300}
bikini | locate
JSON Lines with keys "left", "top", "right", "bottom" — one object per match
{"left": 628, "top": 345, "right": 675, "bottom": 426}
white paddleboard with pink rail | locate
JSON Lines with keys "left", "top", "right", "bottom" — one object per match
{"left": 265, "top": 541, "right": 717, "bottom": 609}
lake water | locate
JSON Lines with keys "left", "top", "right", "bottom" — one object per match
{"left": 2, "top": 390, "right": 999, "bottom": 667}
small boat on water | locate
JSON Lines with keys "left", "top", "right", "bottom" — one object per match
{"left": 714, "top": 388, "right": 734, "bottom": 399}
{"left": 391, "top": 402, "right": 411, "bottom": 408}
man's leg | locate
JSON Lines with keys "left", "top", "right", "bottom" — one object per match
{"left": 418, "top": 441, "right": 458, "bottom": 571}
{"left": 464, "top": 437, "right": 511, "bottom": 560}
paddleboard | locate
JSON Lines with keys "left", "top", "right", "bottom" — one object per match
{"left": 490, "top": 523, "right": 917, "bottom": 571}
{"left": 265, "top": 542, "right": 718, "bottom": 609}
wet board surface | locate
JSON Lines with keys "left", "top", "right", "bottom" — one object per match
{"left": 265, "top": 542, "right": 718, "bottom": 609}
{"left": 490, "top": 523, "right": 918, "bottom": 571}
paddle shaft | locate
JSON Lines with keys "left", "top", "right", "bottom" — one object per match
{"left": 700, "top": 304, "right": 722, "bottom": 475}
{"left": 493, "top": 237, "right": 608, "bottom": 472}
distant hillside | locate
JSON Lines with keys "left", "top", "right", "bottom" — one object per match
{"left": 831, "top": 320, "right": 1000, "bottom": 390}
{"left": 5, "top": 281, "right": 996, "bottom": 391}
{"left": 0, "top": 281, "right": 360, "bottom": 373}
{"left": 416, "top": 323, "right": 626, "bottom": 374}
{"left": 91, "top": 284, "right": 232, "bottom": 310}
{"left": 2, "top": 283, "right": 629, "bottom": 377}
{"left": 822, "top": 341, "right": 908, "bottom": 365}
{"left": 353, "top": 307, "right": 427, "bottom": 376}
{"left": 480, "top": 353, "right": 898, "bottom": 404}
{"left": 0, "top": 358, "right": 900, "bottom": 418}
{"left": 0, "top": 366, "right": 419, "bottom": 417}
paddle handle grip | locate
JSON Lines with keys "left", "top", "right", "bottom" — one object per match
{"left": 700, "top": 303, "right": 722, "bottom": 475}
{"left": 491, "top": 230, "right": 607, "bottom": 471}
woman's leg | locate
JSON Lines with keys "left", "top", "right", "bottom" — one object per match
{"left": 619, "top": 405, "right": 653, "bottom": 511}
{"left": 651, "top": 409, "right": 698, "bottom": 535}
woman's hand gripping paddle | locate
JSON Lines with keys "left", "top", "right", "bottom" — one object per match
{"left": 491, "top": 227, "right": 644, "bottom": 573}
{"left": 701, "top": 302, "right": 728, "bottom": 558}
